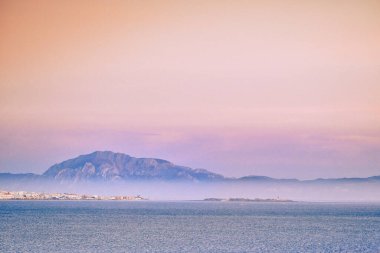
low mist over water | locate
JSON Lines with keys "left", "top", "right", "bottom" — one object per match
{"left": 2, "top": 180, "right": 380, "bottom": 202}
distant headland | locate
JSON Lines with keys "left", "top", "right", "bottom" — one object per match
{"left": 203, "top": 198, "right": 294, "bottom": 202}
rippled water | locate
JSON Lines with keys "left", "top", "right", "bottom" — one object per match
{"left": 1, "top": 201, "right": 380, "bottom": 253}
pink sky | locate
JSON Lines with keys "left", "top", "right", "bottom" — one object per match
{"left": 1, "top": 0, "right": 379, "bottom": 178}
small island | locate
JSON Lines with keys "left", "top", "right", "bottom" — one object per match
{"left": 0, "top": 190, "right": 146, "bottom": 201}
{"left": 203, "top": 197, "right": 294, "bottom": 202}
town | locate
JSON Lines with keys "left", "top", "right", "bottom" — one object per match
{"left": 0, "top": 190, "right": 146, "bottom": 201}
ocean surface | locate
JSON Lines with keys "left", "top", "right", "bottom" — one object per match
{"left": 0, "top": 201, "right": 380, "bottom": 253}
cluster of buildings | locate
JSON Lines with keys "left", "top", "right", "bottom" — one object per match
{"left": 0, "top": 190, "right": 145, "bottom": 201}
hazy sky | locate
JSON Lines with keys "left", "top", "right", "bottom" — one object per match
{"left": 1, "top": 0, "right": 379, "bottom": 179}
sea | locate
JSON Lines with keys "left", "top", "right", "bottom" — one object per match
{"left": 0, "top": 201, "right": 379, "bottom": 253}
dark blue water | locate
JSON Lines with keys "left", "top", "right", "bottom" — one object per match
{"left": 1, "top": 201, "right": 380, "bottom": 253}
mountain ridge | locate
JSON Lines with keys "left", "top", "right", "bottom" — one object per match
{"left": 1, "top": 151, "right": 379, "bottom": 183}
{"left": 42, "top": 151, "right": 224, "bottom": 182}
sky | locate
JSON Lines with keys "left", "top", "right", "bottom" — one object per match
{"left": 0, "top": 0, "right": 379, "bottom": 179}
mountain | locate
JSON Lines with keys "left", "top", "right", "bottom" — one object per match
{"left": 1, "top": 151, "right": 379, "bottom": 184}
{"left": 238, "top": 175, "right": 380, "bottom": 184}
{"left": 0, "top": 173, "right": 40, "bottom": 181}
{"left": 303, "top": 176, "right": 380, "bottom": 184}
{"left": 42, "top": 151, "right": 224, "bottom": 182}
{"left": 0, "top": 173, "right": 44, "bottom": 189}
{"left": 238, "top": 175, "right": 299, "bottom": 183}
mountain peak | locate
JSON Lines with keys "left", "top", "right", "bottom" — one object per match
{"left": 43, "top": 151, "right": 224, "bottom": 182}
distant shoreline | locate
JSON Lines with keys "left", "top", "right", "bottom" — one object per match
{"left": 0, "top": 190, "right": 146, "bottom": 201}
{"left": 203, "top": 197, "right": 295, "bottom": 202}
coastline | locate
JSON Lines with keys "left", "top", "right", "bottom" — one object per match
{"left": 0, "top": 190, "right": 146, "bottom": 201}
